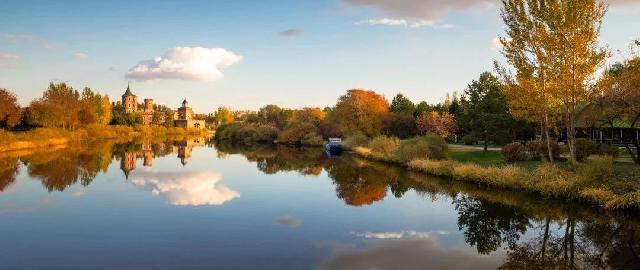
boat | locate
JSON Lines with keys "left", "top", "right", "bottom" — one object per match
{"left": 325, "top": 138, "right": 343, "bottom": 156}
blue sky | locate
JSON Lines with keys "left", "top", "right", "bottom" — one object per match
{"left": 1, "top": 0, "right": 639, "bottom": 112}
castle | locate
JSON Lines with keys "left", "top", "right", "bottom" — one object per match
{"left": 121, "top": 83, "right": 154, "bottom": 126}
{"left": 121, "top": 84, "right": 205, "bottom": 129}
{"left": 174, "top": 99, "right": 206, "bottom": 130}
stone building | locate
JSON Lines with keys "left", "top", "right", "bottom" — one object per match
{"left": 174, "top": 99, "right": 205, "bottom": 130}
{"left": 121, "top": 84, "right": 154, "bottom": 126}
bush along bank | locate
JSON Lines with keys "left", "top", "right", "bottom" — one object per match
{"left": 215, "top": 122, "right": 326, "bottom": 146}
{"left": 347, "top": 134, "right": 639, "bottom": 210}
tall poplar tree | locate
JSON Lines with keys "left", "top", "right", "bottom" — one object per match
{"left": 498, "top": 0, "right": 607, "bottom": 162}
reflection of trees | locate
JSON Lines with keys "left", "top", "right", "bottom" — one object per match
{"left": 0, "top": 158, "right": 19, "bottom": 192}
{"left": 454, "top": 196, "right": 529, "bottom": 254}
{"left": 23, "top": 141, "right": 115, "bottom": 191}
{"left": 325, "top": 157, "right": 398, "bottom": 206}
{"left": 215, "top": 142, "right": 327, "bottom": 176}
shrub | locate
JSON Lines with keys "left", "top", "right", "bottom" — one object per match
{"left": 343, "top": 134, "right": 370, "bottom": 150}
{"left": 408, "top": 159, "right": 457, "bottom": 176}
{"left": 575, "top": 138, "right": 597, "bottom": 161}
{"left": 596, "top": 144, "right": 620, "bottom": 158}
{"left": 526, "top": 140, "right": 561, "bottom": 161}
{"left": 395, "top": 134, "right": 447, "bottom": 162}
{"left": 461, "top": 135, "right": 477, "bottom": 145}
{"left": 368, "top": 136, "right": 400, "bottom": 160}
{"left": 301, "top": 132, "right": 324, "bottom": 146}
{"left": 318, "top": 121, "right": 343, "bottom": 139}
{"left": 577, "top": 156, "right": 614, "bottom": 182}
{"left": 215, "top": 123, "right": 278, "bottom": 144}
{"left": 277, "top": 123, "right": 318, "bottom": 145}
{"left": 502, "top": 142, "right": 529, "bottom": 162}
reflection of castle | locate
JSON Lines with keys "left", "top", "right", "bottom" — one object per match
{"left": 174, "top": 137, "right": 206, "bottom": 166}
{"left": 120, "top": 140, "right": 155, "bottom": 179}
{"left": 174, "top": 100, "right": 205, "bottom": 130}
{"left": 120, "top": 138, "right": 206, "bottom": 178}
{"left": 121, "top": 84, "right": 154, "bottom": 126}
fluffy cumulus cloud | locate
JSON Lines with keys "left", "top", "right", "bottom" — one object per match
{"left": 130, "top": 170, "right": 240, "bottom": 206}
{"left": 278, "top": 28, "right": 305, "bottom": 38}
{"left": 126, "top": 47, "right": 242, "bottom": 82}
{"left": 344, "top": 0, "right": 637, "bottom": 20}
{"left": 317, "top": 239, "right": 504, "bottom": 270}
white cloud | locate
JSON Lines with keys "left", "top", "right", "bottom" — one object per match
{"left": 130, "top": 170, "right": 240, "bottom": 206}
{"left": 356, "top": 18, "right": 452, "bottom": 29}
{"left": 279, "top": 28, "right": 305, "bottom": 38}
{"left": 126, "top": 46, "right": 242, "bottom": 82}
{"left": 74, "top": 52, "right": 89, "bottom": 60}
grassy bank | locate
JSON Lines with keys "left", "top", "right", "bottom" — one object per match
{"left": 347, "top": 135, "right": 640, "bottom": 210}
{"left": 0, "top": 125, "right": 210, "bottom": 153}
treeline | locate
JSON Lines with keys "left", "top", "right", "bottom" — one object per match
{"left": 0, "top": 82, "right": 187, "bottom": 130}
{"left": 213, "top": 71, "right": 532, "bottom": 148}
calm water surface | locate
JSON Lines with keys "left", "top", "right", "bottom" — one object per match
{"left": 0, "top": 138, "right": 639, "bottom": 269}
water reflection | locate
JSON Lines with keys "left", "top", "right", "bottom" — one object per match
{"left": 1, "top": 139, "right": 639, "bottom": 268}
{"left": 216, "top": 142, "right": 640, "bottom": 268}
{"left": 130, "top": 170, "right": 239, "bottom": 206}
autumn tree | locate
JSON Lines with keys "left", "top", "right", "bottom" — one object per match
{"left": 29, "top": 82, "right": 82, "bottom": 129}
{"left": 381, "top": 113, "right": 416, "bottom": 139}
{"left": 0, "top": 88, "right": 22, "bottom": 129}
{"left": 80, "top": 87, "right": 112, "bottom": 125}
{"left": 416, "top": 111, "right": 457, "bottom": 139}
{"left": 596, "top": 55, "right": 640, "bottom": 164}
{"left": 258, "top": 104, "right": 293, "bottom": 129}
{"left": 293, "top": 107, "right": 325, "bottom": 125}
{"left": 499, "top": 0, "right": 607, "bottom": 162}
{"left": 214, "top": 106, "right": 235, "bottom": 126}
{"left": 329, "top": 89, "right": 389, "bottom": 137}
{"left": 459, "top": 72, "right": 515, "bottom": 151}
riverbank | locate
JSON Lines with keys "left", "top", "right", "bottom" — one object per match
{"left": 349, "top": 139, "right": 640, "bottom": 210}
{"left": 0, "top": 125, "right": 210, "bottom": 153}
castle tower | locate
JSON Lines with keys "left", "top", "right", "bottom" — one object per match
{"left": 122, "top": 83, "right": 138, "bottom": 113}
{"left": 142, "top": 98, "right": 154, "bottom": 125}
{"left": 120, "top": 151, "right": 137, "bottom": 179}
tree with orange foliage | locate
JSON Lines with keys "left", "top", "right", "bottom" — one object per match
{"left": 416, "top": 112, "right": 457, "bottom": 139}
{"left": 0, "top": 88, "right": 22, "bottom": 129}
{"left": 330, "top": 89, "right": 389, "bottom": 137}
{"left": 293, "top": 107, "right": 325, "bottom": 125}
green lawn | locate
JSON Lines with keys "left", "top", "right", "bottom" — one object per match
{"left": 447, "top": 146, "right": 505, "bottom": 166}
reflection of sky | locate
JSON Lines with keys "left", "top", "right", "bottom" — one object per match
{"left": 130, "top": 170, "right": 239, "bottom": 206}
{"left": 317, "top": 238, "right": 504, "bottom": 270}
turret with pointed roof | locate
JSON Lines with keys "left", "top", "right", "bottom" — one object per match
{"left": 122, "top": 83, "right": 138, "bottom": 113}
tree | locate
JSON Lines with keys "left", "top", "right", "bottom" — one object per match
{"left": 29, "top": 82, "right": 82, "bottom": 129}
{"left": 0, "top": 88, "right": 22, "bottom": 129}
{"left": 214, "top": 106, "right": 235, "bottom": 126}
{"left": 459, "top": 72, "right": 515, "bottom": 151}
{"left": 80, "top": 87, "right": 112, "bottom": 125}
{"left": 416, "top": 111, "right": 457, "bottom": 139}
{"left": 293, "top": 107, "right": 325, "bottom": 125}
{"left": 499, "top": 0, "right": 607, "bottom": 162}
{"left": 381, "top": 113, "right": 416, "bottom": 139}
{"left": 414, "top": 101, "right": 434, "bottom": 118}
{"left": 389, "top": 93, "right": 415, "bottom": 116}
{"left": 330, "top": 89, "right": 389, "bottom": 137}
{"left": 596, "top": 55, "right": 640, "bottom": 164}
{"left": 258, "top": 104, "right": 293, "bottom": 129}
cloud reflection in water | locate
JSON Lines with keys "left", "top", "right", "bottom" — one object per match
{"left": 130, "top": 170, "right": 239, "bottom": 206}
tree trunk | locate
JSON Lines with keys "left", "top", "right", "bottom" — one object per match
{"left": 483, "top": 132, "right": 488, "bottom": 152}
{"left": 544, "top": 113, "right": 555, "bottom": 164}
{"left": 541, "top": 217, "right": 550, "bottom": 262}
{"left": 567, "top": 110, "right": 577, "bottom": 163}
